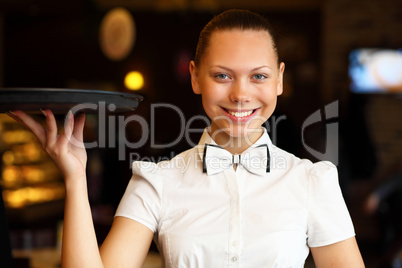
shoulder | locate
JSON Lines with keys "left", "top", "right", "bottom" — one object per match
{"left": 306, "top": 161, "right": 354, "bottom": 247}
{"left": 270, "top": 144, "right": 308, "bottom": 175}
{"left": 270, "top": 144, "right": 340, "bottom": 194}
{"left": 307, "top": 161, "right": 339, "bottom": 188}
{"left": 131, "top": 147, "right": 199, "bottom": 179}
{"left": 271, "top": 142, "right": 337, "bottom": 176}
{"left": 306, "top": 161, "right": 346, "bottom": 213}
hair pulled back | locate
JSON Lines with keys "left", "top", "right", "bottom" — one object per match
{"left": 194, "top": 9, "right": 279, "bottom": 67}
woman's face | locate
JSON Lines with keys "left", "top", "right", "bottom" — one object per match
{"left": 190, "top": 29, "right": 285, "bottom": 143}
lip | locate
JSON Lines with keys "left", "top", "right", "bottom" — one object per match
{"left": 221, "top": 107, "right": 259, "bottom": 122}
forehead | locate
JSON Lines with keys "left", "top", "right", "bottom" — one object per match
{"left": 203, "top": 29, "right": 277, "bottom": 66}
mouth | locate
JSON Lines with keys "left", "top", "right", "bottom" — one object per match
{"left": 222, "top": 107, "right": 258, "bottom": 119}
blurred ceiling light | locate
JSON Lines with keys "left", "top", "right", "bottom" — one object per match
{"left": 124, "top": 71, "right": 144, "bottom": 90}
{"left": 99, "top": 7, "right": 136, "bottom": 61}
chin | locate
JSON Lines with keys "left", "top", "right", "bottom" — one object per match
{"left": 224, "top": 124, "right": 263, "bottom": 138}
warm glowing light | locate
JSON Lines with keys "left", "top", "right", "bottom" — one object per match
{"left": 3, "top": 130, "right": 33, "bottom": 144}
{"left": 2, "top": 151, "right": 15, "bottom": 165}
{"left": 3, "top": 185, "right": 65, "bottom": 208}
{"left": 124, "top": 71, "right": 144, "bottom": 90}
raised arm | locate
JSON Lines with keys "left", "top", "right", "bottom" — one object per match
{"left": 7, "top": 110, "right": 153, "bottom": 268}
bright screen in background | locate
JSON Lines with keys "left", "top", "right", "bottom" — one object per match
{"left": 349, "top": 48, "right": 402, "bottom": 93}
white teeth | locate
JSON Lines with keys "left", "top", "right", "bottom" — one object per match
{"left": 228, "top": 110, "right": 253, "bottom": 118}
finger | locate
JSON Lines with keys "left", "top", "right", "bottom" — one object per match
{"left": 73, "top": 113, "right": 86, "bottom": 143}
{"left": 7, "top": 110, "right": 46, "bottom": 145}
{"left": 58, "top": 110, "right": 74, "bottom": 147}
{"left": 68, "top": 112, "right": 86, "bottom": 150}
{"left": 7, "top": 110, "right": 34, "bottom": 130}
{"left": 64, "top": 111, "right": 74, "bottom": 140}
{"left": 41, "top": 109, "right": 59, "bottom": 147}
{"left": 6, "top": 111, "right": 28, "bottom": 128}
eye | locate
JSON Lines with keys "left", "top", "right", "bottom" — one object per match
{"left": 252, "top": 74, "right": 268, "bottom": 80}
{"left": 215, "top": 73, "right": 230, "bottom": 80}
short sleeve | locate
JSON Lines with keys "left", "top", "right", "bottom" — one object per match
{"left": 307, "top": 161, "right": 355, "bottom": 247}
{"left": 114, "top": 161, "right": 163, "bottom": 233}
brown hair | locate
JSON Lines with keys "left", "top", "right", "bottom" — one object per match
{"left": 194, "top": 9, "right": 279, "bottom": 67}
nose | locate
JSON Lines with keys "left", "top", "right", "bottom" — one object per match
{"left": 229, "top": 80, "right": 251, "bottom": 104}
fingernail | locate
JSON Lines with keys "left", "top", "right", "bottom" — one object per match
{"left": 7, "top": 111, "right": 16, "bottom": 116}
{"left": 40, "top": 109, "right": 47, "bottom": 116}
{"left": 68, "top": 110, "right": 73, "bottom": 119}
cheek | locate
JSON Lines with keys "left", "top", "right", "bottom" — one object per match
{"left": 202, "top": 92, "right": 220, "bottom": 114}
{"left": 258, "top": 87, "right": 278, "bottom": 109}
{"left": 254, "top": 85, "right": 276, "bottom": 101}
{"left": 262, "top": 96, "right": 278, "bottom": 115}
{"left": 202, "top": 84, "right": 226, "bottom": 103}
{"left": 263, "top": 91, "right": 278, "bottom": 104}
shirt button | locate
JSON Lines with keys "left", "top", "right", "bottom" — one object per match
{"left": 231, "top": 256, "right": 238, "bottom": 262}
{"left": 232, "top": 241, "right": 238, "bottom": 247}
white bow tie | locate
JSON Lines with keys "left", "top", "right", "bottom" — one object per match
{"left": 202, "top": 144, "right": 270, "bottom": 176}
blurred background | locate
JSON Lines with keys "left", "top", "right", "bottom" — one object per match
{"left": 0, "top": 0, "right": 401, "bottom": 267}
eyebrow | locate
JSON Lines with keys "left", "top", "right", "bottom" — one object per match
{"left": 211, "top": 65, "right": 273, "bottom": 72}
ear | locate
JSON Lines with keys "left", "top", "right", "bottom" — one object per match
{"left": 276, "top": 62, "right": 285, "bottom": 96}
{"left": 189, "top": 61, "right": 201, "bottom": 95}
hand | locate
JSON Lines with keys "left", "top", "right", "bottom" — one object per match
{"left": 7, "top": 110, "right": 87, "bottom": 184}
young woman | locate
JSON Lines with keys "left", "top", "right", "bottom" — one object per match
{"left": 8, "top": 9, "right": 365, "bottom": 268}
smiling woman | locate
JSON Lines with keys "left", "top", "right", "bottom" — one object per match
{"left": 7, "top": 9, "right": 365, "bottom": 268}
{"left": 190, "top": 29, "right": 284, "bottom": 153}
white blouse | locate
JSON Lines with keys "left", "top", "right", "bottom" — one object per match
{"left": 115, "top": 128, "right": 355, "bottom": 267}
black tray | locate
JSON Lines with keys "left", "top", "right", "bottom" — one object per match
{"left": 0, "top": 88, "right": 143, "bottom": 114}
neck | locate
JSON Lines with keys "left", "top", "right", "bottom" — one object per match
{"left": 209, "top": 127, "right": 264, "bottom": 154}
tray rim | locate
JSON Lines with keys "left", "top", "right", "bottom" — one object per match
{"left": 0, "top": 87, "right": 143, "bottom": 100}
{"left": 0, "top": 87, "right": 143, "bottom": 114}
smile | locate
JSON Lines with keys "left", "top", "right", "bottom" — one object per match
{"left": 222, "top": 108, "right": 257, "bottom": 119}
{"left": 227, "top": 110, "right": 253, "bottom": 118}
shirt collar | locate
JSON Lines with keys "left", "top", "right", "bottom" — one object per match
{"left": 196, "top": 127, "right": 273, "bottom": 160}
